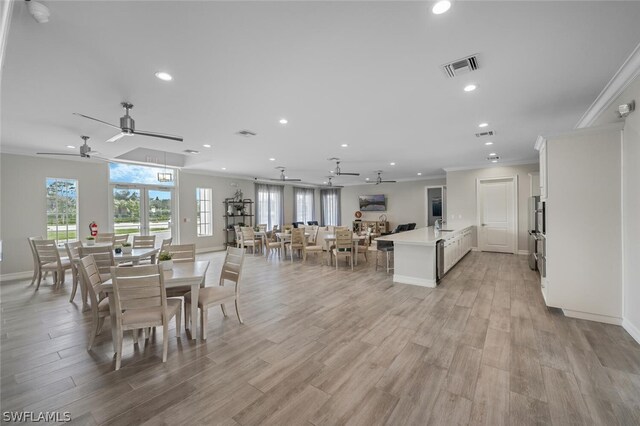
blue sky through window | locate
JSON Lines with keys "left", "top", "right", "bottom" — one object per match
{"left": 109, "top": 163, "right": 175, "bottom": 186}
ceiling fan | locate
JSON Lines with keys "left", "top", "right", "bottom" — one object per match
{"left": 73, "top": 102, "right": 183, "bottom": 143}
{"left": 367, "top": 171, "right": 397, "bottom": 185}
{"left": 37, "top": 135, "right": 103, "bottom": 159}
{"left": 328, "top": 158, "right": 360, "bottom": 176}
{"left": 319, "top": 176, "right": 344, "bottom": 188}
{"left": 269, "top": 167, "right": 302, "bottom": 182}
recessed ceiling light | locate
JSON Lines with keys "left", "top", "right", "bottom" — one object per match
{"left": 491, "top": 160, "right": 498, "bottom": 163}
{"left": 221, "top": 167, "right": 227, "bottom": 170}
{"left": 365, "top": 178, "right": 370, "bottom": 181}
{"left": 279, "top": 118, "right": 288, "bottom": 124}
{"left": 464, "top": 84, "right": 477, "bottom": 92}
{"left": 484, "top": 141, "right": 494, "bottom": 146}
{"left": 155, "top": 71, "right": 173, "bottom": 81}
{"left": 432, "top": 0, "right": 451, "bottom": 15}
{"left": 203, "top": 144, "right": 211, "bottom": 148}
{"left": 330, "top": 170, "right": 334, "bottom": 173}
{"left": 417, "top": 172, "right": 423, "bottom": 176}
{"left": 390, "top": 162, "right": 396, "bottom": 166}
{"left": 269, "top": 157, "right": 276, "bottom": 161}
{"left": 66, "top": 145, "right": 75, "bottom": 149}
{"left": 478, "top": 122, "right": 489, "bottom": 128}
{"left": 323, "top": 181, "right": 327, "bottom": 184}
{"left": 489, "top": 152, "right": 497, "bottom": 156}
{"left": 341, "top": 143, "right": 348, "bottom": 148}
{"left": 184, "top": 149, "right": 199, "bottom": 154}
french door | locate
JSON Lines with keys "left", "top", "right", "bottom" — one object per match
{"left": 112, "top": 184, "right": 175, "bottom": 245}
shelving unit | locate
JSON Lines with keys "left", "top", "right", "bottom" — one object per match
{"left": 223, "top": 199, "right": 254, "bottom": 247}
{"left": 352, "top": 220, "right": 389, "bottom": 234}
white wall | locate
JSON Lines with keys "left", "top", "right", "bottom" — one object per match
{"left": 178, "top": 172, "right": 254, "bottom": 251}
{"left": 446, "top": 163, "right": 539, "bottom": 252}
{"left": 0, "top": 154, "right": 110, "bottom": 275}
{"left": 340, "top": 178, "right": 446, "bottom": 230}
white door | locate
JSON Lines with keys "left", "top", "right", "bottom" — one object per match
{"left": 477, "top": 177, "right": 517, "bottom": 253}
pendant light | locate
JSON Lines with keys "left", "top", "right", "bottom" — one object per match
{"left": 157, "top": 152, "right": 173, "bottom": 182}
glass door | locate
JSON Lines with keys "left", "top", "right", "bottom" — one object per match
{"left": 148, "top": 189, "right": 172, "bottom": 242}
{"left": 112, "top": 185, "right": 174, "bottom": 244}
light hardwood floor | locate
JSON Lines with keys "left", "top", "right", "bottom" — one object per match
{"left": 1, "top": 251, "right": 640, "bottom": 425}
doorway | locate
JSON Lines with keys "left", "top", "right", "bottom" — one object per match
{"left": 112, "top": 185, "right": 174, "bottom": 245}
{"left": 425, "top": 186, "right": 446, "bottom": 227}
{"left": 476, "top": 177, "right": 517, "bottom": 253}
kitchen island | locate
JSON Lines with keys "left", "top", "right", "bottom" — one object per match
{"left": 375, "top": 224, "right": 473, "bottom": 287}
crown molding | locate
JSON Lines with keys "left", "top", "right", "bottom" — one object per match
{"left": 443, "top": 159, "right": 538, "bottom": 173}
{"left": 540, "top": 121, "right": 624, "bottom": 143}
{"left": 575, "top": 41, "right": 640, "bottom": 129}
{"left": 0, "top": 0, "right": 14, "bottom": 74}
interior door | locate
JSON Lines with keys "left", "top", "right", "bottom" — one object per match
{"left": 478, "top": 178, "right": 516, "bottom": 253}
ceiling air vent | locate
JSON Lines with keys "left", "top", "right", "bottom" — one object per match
{"left": 237, "top": 130, "right": 257, "bottom": 137}
{"left": 441, "top": 54, "right": 479, "bottom": 78}
{"left": 475, "top": 130, "right": 495, "bottom": 138}
{"left": 184, "top": 149, "right": 200, "bottom": 154}
{"left": 487, "top": 155, "right": 500, "bottom": 161}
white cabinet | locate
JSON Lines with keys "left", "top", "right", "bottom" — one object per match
{"left": 442, "top": 227, "right": 473, "bottom": 274}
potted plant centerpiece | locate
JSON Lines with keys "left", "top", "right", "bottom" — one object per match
{"left": 85, "top": 236, "right": 95, "bottom": 246}
{"left": 158, "top": 251, "right": 173, "bottom": 270}
{"left": 121, "top": 242, "right": 132, "bottom": 254}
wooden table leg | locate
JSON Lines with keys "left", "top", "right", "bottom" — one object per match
{"left": 190, "top": 282, "right": 199, "bottom": 340}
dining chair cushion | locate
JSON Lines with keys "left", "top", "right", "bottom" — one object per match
{"left": 98, "top": 297, "right": 110, "bottom": 312}
{"left": 121, "top": 298, "right": 181, "bottom": 326}
{"left": 184, "top": 287, "right": 235, "bottom": 306}
{"left": 42, "top": 259, "right": 71, "bottom": 269}
{"left": 99, "top": 273, "right": 111, "bottom": 283}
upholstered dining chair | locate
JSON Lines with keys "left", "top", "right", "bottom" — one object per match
{"left": 78, "top": 255, "right": 110, "bottom": 350}
{"left": 289, "top": 228, "right": 306, "bottom": 262}
{"left": 33, "top": 239, "right": 72, "bottom": 289}
{"left": 240, "top": 227, "right": 261, "bottom": 255}
{"left": 110, "top": 264, "right": 181, "bottom": 370}
{"left": 303, "top": 227, "right": 324, "bottom": 263}
{"left": 65, "top": 241, "right": 83, "bottom": 302}
{"left": 332, "top": 230, "right": 354, "bottom": 270}
{"left": 184, "top": 247, "right": 245, "bottom": 340}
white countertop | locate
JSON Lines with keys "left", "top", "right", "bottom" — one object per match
{"left": 375, "top": 223, "right": 473, "bottom": 246}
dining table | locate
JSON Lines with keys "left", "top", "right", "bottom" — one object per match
{"left": 323, "top": 233, "right": 366, "bottom": 266}
{"left": 275, "top": 231, "right": 310, "bottom": 258}
{"left": 113, "top": 247, "right": 159, "bottom": 265}
{"left": 100, "top": 260, "right": 210, "bottom": 350}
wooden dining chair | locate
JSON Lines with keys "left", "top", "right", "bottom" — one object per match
{"left": 113, "top": 234, "right": 129, "bottom": 245}
{"left": 133, "top": 235, "right": 156, "bottom": 249}
{"left": 164, "top": 244, "right": 197, "bottom": 300}
{"left": 289, "top": 228, "right": 306, "bottom": 262}
{"left": 96, "top": 232, "right": 115, "bottom": 244}
{"left": 65, "top": 241, "right": 83, "bottom": 302}
{"left": 355, "top": 237, "right": 369, "bottom": 264}
{"left": 110, "top": 264, "right": 181, "bottom": 370}
{"left": 27, "top": 236, "right": 43, "bottom": 286}
{"left": 257, "top": 224, "right": 267, "bottom": 232}
{"left": 79, "top": 245, "right": 115, "bottom": 283}
{"left": 332, "top": 230, "right": 354, "bottom": 270}
{"left": 78, "top": 255, "right": 110, "bottom": 350}
{"left": 234, "top": 225, "right": 242, "bottom": 248}
{"left": 33, "top": 239, "right": 72, "bottom": 289}
{"left": 184, "top": 247, "right": 244, "bottom": 340}
{"left": 157, "top": 237, "right": 173, "bottom": 262}
{"left": 263, "top": 231, "right": 281, "bottom": 259}
{"left": 240, "top": 227, "right": 261, "bottom": 255}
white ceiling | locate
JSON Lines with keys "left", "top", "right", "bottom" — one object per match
{"left": 2, "top": 1, "right": 640, "bottom": 185}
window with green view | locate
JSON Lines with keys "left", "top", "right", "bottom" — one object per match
{"left": 46, "top": 178, "right": 78, "bottom": 244}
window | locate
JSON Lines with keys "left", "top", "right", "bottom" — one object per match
{"left": 293, "top": 187, "right": 315, "bottom": 224}
{"left": 109, "top": 162, "right": 175, "bottom": 186}
{"left": 196, "top": 188, "right": 213, "bottom": 237}
{"left": 46, "top": 178, "right": 78, "bottom": 244}
{"left": 320, "top": 188, "right": 341, "bottom": 226}
{"left": 255, "top": 183, "right": 284, "bottom": 231}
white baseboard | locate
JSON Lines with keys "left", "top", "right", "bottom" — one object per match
{"left": 0, "top": 270, "right": 33, "bottom": 282}
{"left": 517, "top": 250, "right": 529, "bottom": 256}
{"left": 392, "top": 274, "right": 437, "bottom": 288}
{"left": 471, "top": 247, "right": 479, "bottom": 252}
{"left": 562, "top": 309, "right": 622, "bottom": 325}
{"left": 622, "top": 318, "right": 640, "bottom": 345}
{"left": 196, "top": 246, "right": 226, "bottom": 254}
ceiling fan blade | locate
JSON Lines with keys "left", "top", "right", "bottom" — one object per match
{"left": 336, "top": 172, "right": 360, "bottom": 176}
{"left": 73, "top": 113, "right": 120, "bottom": 130}
{"left": 106, "top": 132, "right": 127, "bottom": 143}
{"left": 133, "top": 130, "right": 183, "bottom": 142}
{"left": 37, "top": 152, "right": 80, "bottom": 156}
{"left": 381, "top": 180, "right": 397, "bottom": 183}
{"left": 366, "top": 181, "right": 377, "bottom": 184}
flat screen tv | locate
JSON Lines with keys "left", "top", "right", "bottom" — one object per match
{"left": 359, "top": 194, "right": 386, "bottom": 212}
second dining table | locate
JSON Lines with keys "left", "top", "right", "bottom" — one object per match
{"left": 323, "top": 233, "right": 366, "bottom": 266}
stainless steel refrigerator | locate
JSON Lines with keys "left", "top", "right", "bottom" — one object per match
{"left": 527, "top": 196, "right": 544, "bottom": 270}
